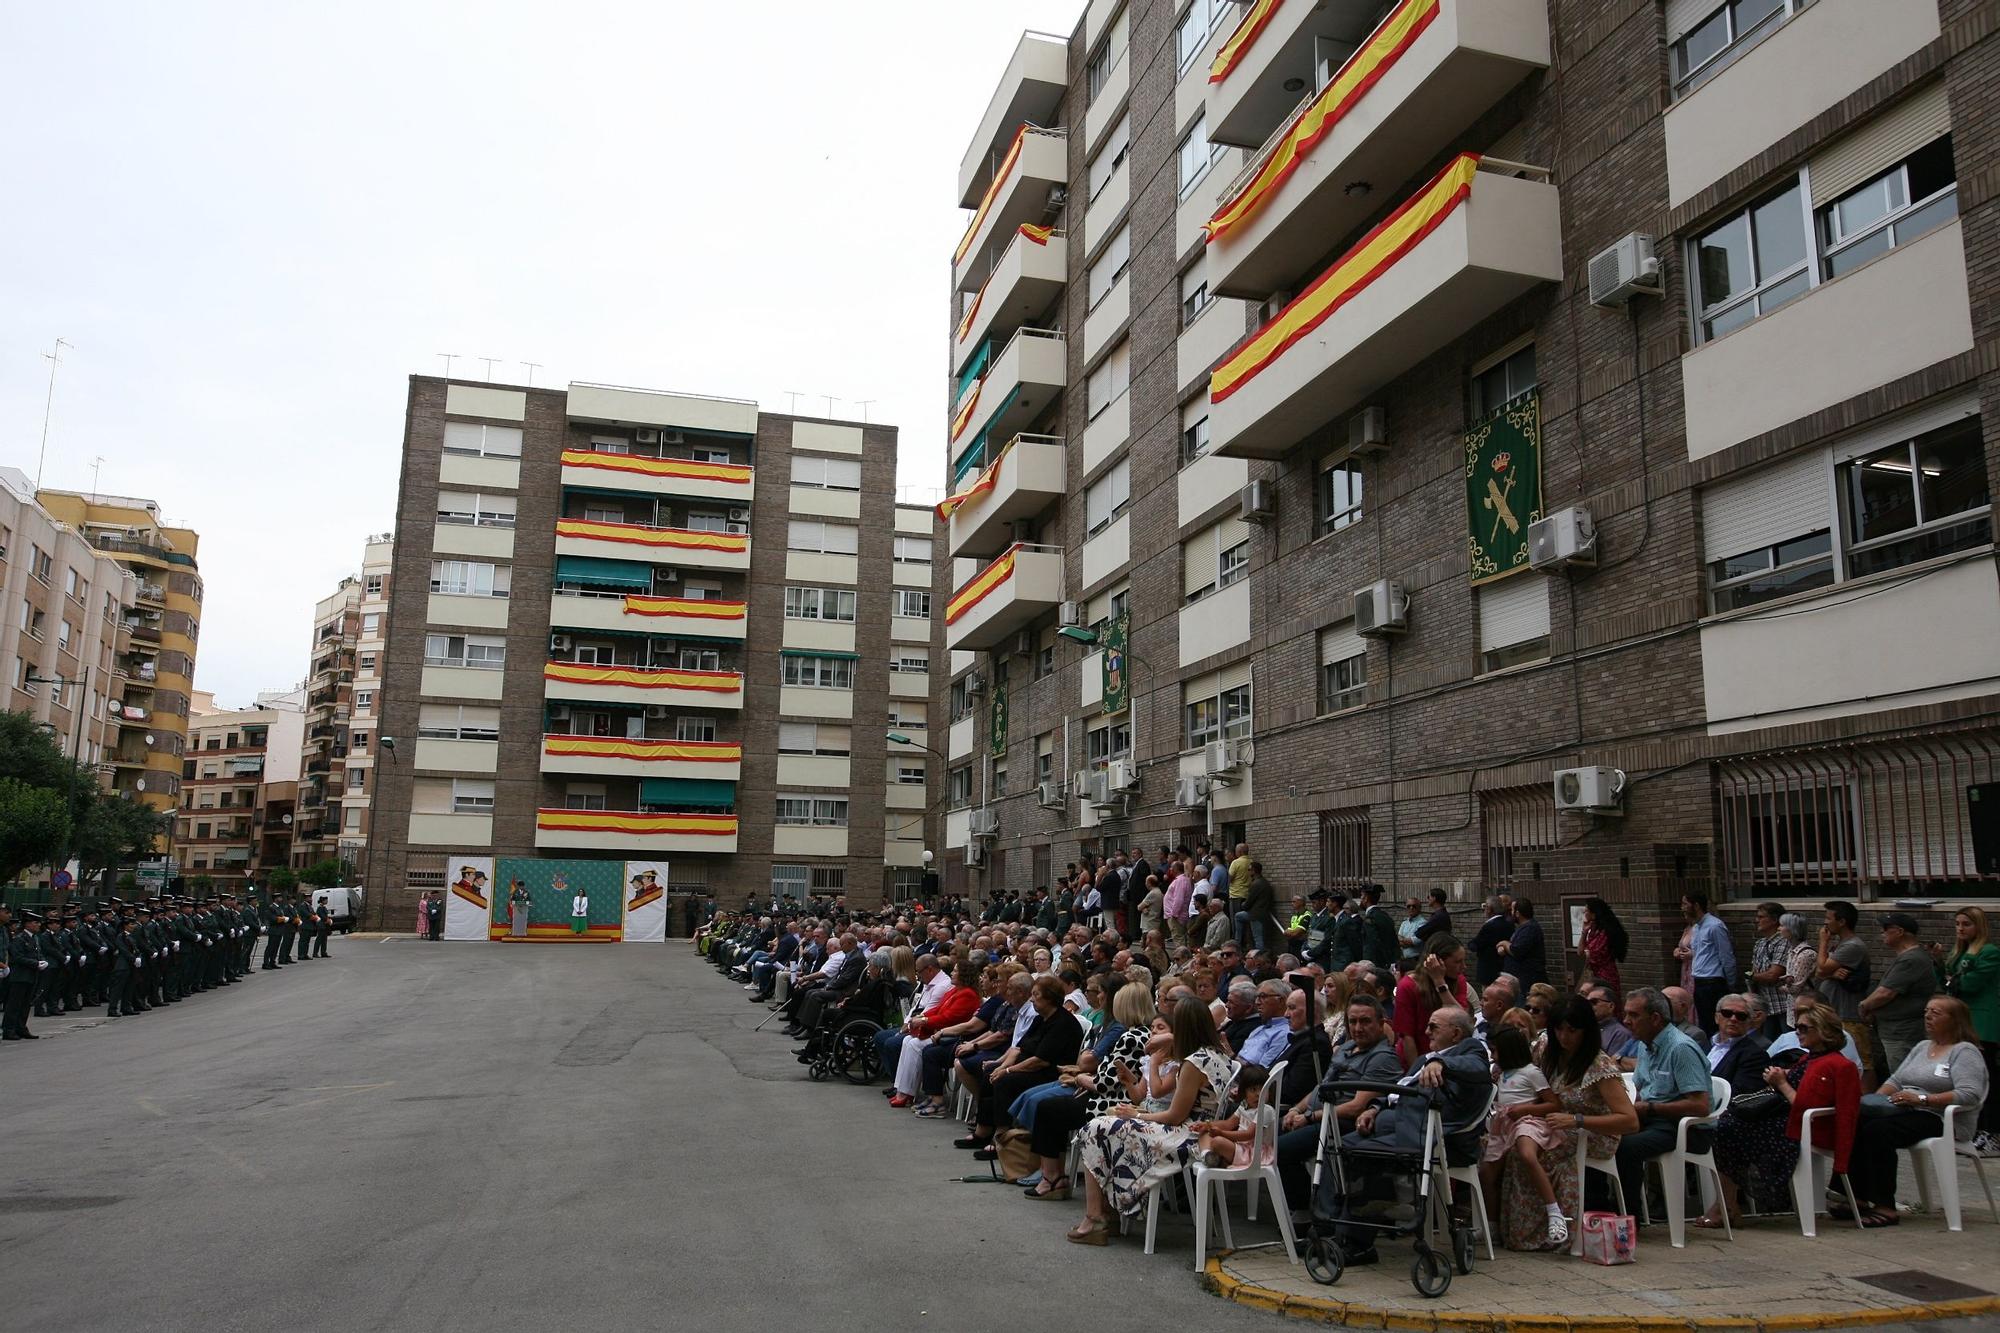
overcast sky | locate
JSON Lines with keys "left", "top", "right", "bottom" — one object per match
{"left": 1, "top": 1, "right": 1080, "bottom": 708}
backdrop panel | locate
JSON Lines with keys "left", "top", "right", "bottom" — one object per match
{"left": 491, "top": 858, "right": 623, "bottom": 941}
{"left": 621, "top": 861, "right": 668, "bottom": 942}
{"left": 444, "top": 856, "right": 494, "bottom": 941}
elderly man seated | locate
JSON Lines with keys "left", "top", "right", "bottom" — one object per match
{"left": 1219, "top": 978, "right": 1261, "bottom": 1052}
{"left": 1708, "top": 993, "right": 1773, "bottom": 1095}
{"left": 1616, "top": 986, "right": 1714, "bottom": 1216}
{"left": 874, "top": 952, "right": 956, "bottom": 1093}
{"left": 1274, "top": 995, "right": 1404, "bottom": 1217}
{"left": 1236, "top": 978, "right": 1295, "bottom": 1067}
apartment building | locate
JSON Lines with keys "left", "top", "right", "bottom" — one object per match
{"left": 176, "top": 689, "right": 305, "bottom": 889}
{"left": 366, "top": 376, "right": 926, "bottom": 931}
{"left": 296, "top": 574, "right": 362, "bottom": 869}
{"left": 0, "top": 469, "right": 137, "bottom": 795}
{"left": 938, "top": 0, "right": 1999, "bottom": 955}
{"left": 37, "top": 487, "right": 203, "bottom": 824}
{"left": 345, "top": 533, "right": 393, "bottom": 871}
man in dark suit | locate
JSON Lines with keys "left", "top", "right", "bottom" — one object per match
{"left": 1359, "top": 883, "right": 1399, "bottom": 969}
{"left": 4, "top": 912, "right": 49, "bottom": 1039}
{"left": 1468, "top": 895, "right": 1513, "bottom": 989}
{"left": 1708, "top": 993, "right": 1773, "bottom": 1095}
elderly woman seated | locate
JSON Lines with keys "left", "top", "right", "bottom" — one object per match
{"left": 886, "top": 959, "right": 982, "bottom": 1108}
{"left": 793, "top": 953, "right": 901, "bottom": 1067}
{"left": 1842, "top": 995, "right": 1988, "bottom": 1228}
{"left": 1015, "top": 981, "right": 1159, "bottom": 1198}
{"left": 954, "top": 976, "right": 1084, "bottom": 1157}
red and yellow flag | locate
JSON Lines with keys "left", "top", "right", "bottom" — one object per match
{"left": 1210, "top": 153, "right": 1480, "bottom": 403}
{"left": 559, "top": 449, "right": 752, "bottom": 484}
{"left": 620, "top": 595, "right": 747, "bottom": 620}
{"left": 1019, "top": 223, "right": 1054, "bottom": 245}
{"left": 945, "top": 545, "right": 1020, "bottom": 625}
{"left": 949, "top": 378, "right": 983, "bottom": 445}
{"left": 542, "top": 735, "right": 743, "bottom": 763}
{"left": 959, "top": 224, "right": 1060, "bottom": 343}
{"left": 536, "top": 809, "right": 739, "bottom": 837}
{"left": 1210, "top": 0, "right": 1282, "bottom": 83}
{"left": 1206, "top": 0, "right": 1440, "bottom": 244}
{"left": 555, "top": 519, "right": 748, "bottom": 553}
{"left": 955, "top": 124, "right": 1031, "bottom": 264}
{"left": 935, "top": 439, "right": 1016, "bottom": 521}
{"left": 543, "top": 661, "right": 742, "bottom": 693}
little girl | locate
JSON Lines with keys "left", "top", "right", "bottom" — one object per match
{"left": 1196, "top": 1064, "right": 1272, "bottom": 1168}
{"left": 1479, "top": 1025, "right": 1567, "bottom": 1246}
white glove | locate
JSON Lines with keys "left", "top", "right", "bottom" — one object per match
{"left": 37, "top": 960, "right": 49, "bottom": 970}
{"left": 99, "top": 948, "right": 108, "bottom": 955}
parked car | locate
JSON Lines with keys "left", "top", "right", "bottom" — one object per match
{"left": 311, "top": 886, "right": 366, "bottom": 933}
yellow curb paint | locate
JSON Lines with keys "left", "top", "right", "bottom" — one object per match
{"left": 1494, "top": 1318, "right": 1570, "bottom": 1333}
{"left": 1380, "top": 1312, "right": 1439, "bottom": 1331}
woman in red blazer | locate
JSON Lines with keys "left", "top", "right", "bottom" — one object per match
{"left": 1701, "top": 1000, "right": 1859, "bottom": 1228}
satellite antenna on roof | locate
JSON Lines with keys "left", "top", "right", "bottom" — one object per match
{"left": 34, "top": 337, "right": 72, "bottom": 489}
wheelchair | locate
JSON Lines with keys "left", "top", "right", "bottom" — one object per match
{"left": 804, "top": 1015, "right": 887, "bottom": 1085}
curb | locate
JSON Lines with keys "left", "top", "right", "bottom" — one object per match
{"left": 1202, "top": 1255, "right": 2000, "bottom": 1330}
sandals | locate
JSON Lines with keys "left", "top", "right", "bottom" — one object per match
{"left": 913, "top": 1103, "right": 946, "bottom": 1118}
{"left": 1692, "top": 1214, "right": 1738, "bottom": 1230}
{"left": 1025, "top": 1177, "right": 1072, "bottom": 1201}
{"left": 1065, "top": 1217, "right": 1112, "bottom": 1246}
{"left": 1858, "top": 1209, "right": 1900, "bottom": 1228}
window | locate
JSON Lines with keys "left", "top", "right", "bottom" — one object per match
{"left": 1818, "top": 136, "right": 1956, "bottom": 280}
{"left": 1319, "top": 460, "right": 1364, "bottom": 533}
{"left": 1086, "top": 225, "right": 1130, "bottom": 310}
{"left": 771, "top": 863, "right": 810, "bottom": 899}
{"left": 889, "top": 649, "right": 930, "bottom": 673}
{"left": 894, "top": 763, "right": 926, "bottom": 786}
{"left": 894, "top": 590, "right": 932, "bottom": 620}
{"left": 1084, "top": 457, "right": 1131, "bottom": 536}
{"left": 1184, "top": 675, "right": 1252, "bottom": 749}
{"left": 1319, "top": 623, "right": 1369, "bottom": 713}
{"left": 435, "top": 491, "right": 516, "bottom": 527}
{"left": 422, "top": 633, "right": 505, "bottom": 669}
{"left": 1086, "top": 585, "right": 1129, "bottom": 638}
{"left": 1478, "top": 574, "right": 1552, "bottom": 672}
{"left": 452, "top": 779, "right": 496, "bottom": 814}
{"left": 1840, "top": 416, "right": 1989, "bottom": 578}
{"left": 1086, "top": 6, "right": 1127, "bottom": 103}
{"left": 1180, "top": 258, "right": 1213, "bottom": 329}
{"left": 782, "top": 655, "right": 855, "bottom": 689}
{"left": 429, "top": 560, "right": 510, "bottom": 598}
{"left": 1036, "top": 735, "right": 1054, "bottom": 784}
{"left": 1087, "top": 112, "right": 1130, "bottom": 202}
{"left": 692, "top": 446, "right": 734, "bottom": 465}
{"left": 787, "top": 520, "right": 859, "bottom": 555}
{"left": 356, "top": 690, "right": 374, "bottom": 711}
{"left": 678, "top": 648, "right": 721, "bottom": 671}
{"left": 364, "top": 575, "right": 384, "bottom": 596}
{"left": 1673, "top": 0, "right": 1806, "bottom": 96}
{"left": 1178, "top": 403, "right": 1212, "bottom": 469}
{"left": 947, "top": 766, "right": 973, "bottom": 809}
{"left": 362, "top": 613, "right": 380, "bottom": 635}
{"left": 776, "top": 796, "right": 848, "bottom": 827}
{"left": 675, "top": 715, "right": 717, "bottom": 742}
{"left": 1217, "top": 537, "right": 1248, "bottom": 588}
{"left": 888, "top": 701, "right": 928, "bottom": 730}
{"left": 949, "top": 676, "right": 975, "bottom": 721}
{"left": 1709, "top": 531, "right": 1835, "bottom": 611}
{"left": 58, "top": 619, "right": 74, "bottom": 651}
{"left": 792, "top": 455, "right": 862, "bottom": 491}
{"left": 441, "top": 422, "right": 523, "bottom": 458}
{"left": 1086, "top": 718, "right": 1132, "bottom": 767}
{"left": 893, "top": 536, "right": 932, "bottom": 564}
{"left": 28, "top": 545, "right": 50, "bottom": 583}
{"left": 1177, "top": 112, "right": 1222, "bottom": 199}
{"left": 347, "top": 768, "right": 366, "bottom": 793}
{"left": 685, "top": 511, "right": 732, "bottom": 534}
{"left": 1470, "top": 344, "right": 1538, "bottom": 419}
{"left": 360, "top": 653, "right": 377, "bottom": 672}
{"left": 1692, "top": 184, "right": 1809, "bottom": 340}
{"left": 1183, "top": 518, "right": 1248, "bottom": 603}
{"left": 63, "top": 567, "right": 78, "bottom": 599}
{"left": 780, "top": 723, "right": 851, "bottom": 756}
{"left": 785, "top": 586, "right": 858, "bottom": 622}
{"left": 1320, "top": 809, "right": 1373, "bottom": 891}
{"left": 1034, "top": 641, "right": 1054, "bottom": 680}
{"left": 564, "top": 783, "right": 608, "bottom": 811}
{"left": 1176, "top": 0, "right": 1227, "bottom": 71}
{"left": 1087, "top": 341, "right": 1130, "bottom": 419}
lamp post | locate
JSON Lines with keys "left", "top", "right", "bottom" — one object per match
{"left": 886, "top": 731, "right": 954, "bottom": 897}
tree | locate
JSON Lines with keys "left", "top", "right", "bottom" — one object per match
{"left": 70, "top": 790, "right": 169, "bottom": 882}
{"left": 300, "top": 858, "right": 346, "bottom": 888}
{"left": 189, "top": 874, "right": 215, "bottom": 895}
{"left": 267, "top": 868, "right": 299, "bottom": 893}
{"left": 0, "top": 777, "right": 73, "bottom": 883}
{"left": 0, "top": 711, "right": 78, "bottom": 791}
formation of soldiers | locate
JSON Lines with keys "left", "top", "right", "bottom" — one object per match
{"left": 1, "top": 890, "right": 336, "bottom": 1041}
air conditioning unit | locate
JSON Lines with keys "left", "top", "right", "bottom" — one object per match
{"left": 1073, "top": 770, "right": 1092, "bottom": 797}
{"left": 1037, "top": 781, "right": 1064, "bottom": 809}
{"left": 969, "top": 808, "right": 999, "bottom": 838}
{"left": 1058, "top": 601, "right": 1083, "bottom": 628}
{"left": 1354, "top": 579, "right": 1409, "bottom": 637}
{"left": 1106, "top": 759, "right": 1139, "bottom": 793}
{"left": 1203, "top": 738, "right": 1251, "bottom": 779}
{"left": 635, "top": 428, "right": 662, "bottom": 445}
{"left": 660, "top": 429, "right": 685, "bottom": 445}
{"left": 725, "top": 522, "right": 749, "bottom": 535}
{"left": 1239, "top": 480, "right": 1275, "bottom": 524}
{"left": 1175, "top": 775, "right": 1210, "bottom": 809}
{"left": 1587, "top": 234, "right": 1662, "bottom": 307}
{"left": 1085, "top": 771, "right": 1117, "bottom": 809}
{"left": 1012, "top": 630, "right": 1035, "bottom": 657}
{"left": 964, "top": 671, "right": 987, "bottom": 697}
{"left": 727, "top": 508, "right": 750, "bottom": 522}
{"left": 964, "top": 840, "right": 986, "bottom": 867}
{"left": 1528, "top": 507, "right": 1597, "bottom": 571}
{"left": 549, "top": 706, "right": 572, "bottom": 723}
{"left": 1045, "top": 183, "right": 1068, "bottom": 213}
{"left": 1554, "top": 765, "right": 1626, "bottom": 814}
{"left": 550, "top": 634, "right": 572, "bottom": 652}
{"left": 658, "top": 570, "right": 679, "bottom": 584}
{"left": 644, "top": 705, "right": 673, "bottom": 719}
{"left": 1349, "top": 405, "right": 1388, "bottom": 455}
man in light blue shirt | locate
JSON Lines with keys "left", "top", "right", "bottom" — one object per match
{"left": 1238, "top": 979, "right": 1294, "bottom": 1067}
{"left": 1617, "top": 987, "right": 1713, "bottom": 1213}
{"left": 1682, "top": 891, "right": 1737, "bottom": 1035}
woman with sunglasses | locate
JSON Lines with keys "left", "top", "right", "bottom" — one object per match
{"left": 1698, "top": 1001, "right": 1855, "bottom": 1228}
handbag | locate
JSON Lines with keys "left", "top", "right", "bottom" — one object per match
{"left": 1728, "top": 1088, "right": 1784, "bottom": 1121}
{"left": 1579, "top": 1211, "right": 1637, "bottom": 1265}
{"left": 993, "top": 1128, "right": 1039, "bottom": 1183}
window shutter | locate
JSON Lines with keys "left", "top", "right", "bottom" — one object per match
{"left": 1182, "top": 526, "right": 1218, "bottom": 597}
{"left": 1809, "top": 82, "right": 1951, "bottom": 207}
{"left": 418, "top": 703, "right": 456, "bottom": 730}
{"left": 779, "top": 722, "right": 815, "bottom": 752}
{"left": 1665, "top": 0, "right": 1722, "bottom": 42}
{"left": 1215, "top": 659, "right": 1253, "bottom": 695}
{"left": 1214, "top": 514, "right": 1250, "bottom": 553}
{"left": 1478, "top": 573, "right": 1551, "bottom": 652}
{"left": 1701, "top": 449, "right": 1830, "bottom": 561}
{"left": 1319, "top": 621, "right": 1366, "bottom": 666}
{"left": 1828, "top": 393, "right": 1980, "bottom": 465}
{"left": 463, "top": 706, "right": 500, "bottom": 731}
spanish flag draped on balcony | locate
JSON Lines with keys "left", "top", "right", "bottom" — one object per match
{"left": 554, "top": 519, "right": 748, "bottom": 553}
{"left": 955, "top": 124, "right": 1032, "bottom": 264}
{"left": 542, "top": 661, "right": 741, "bottom": 693}
{"left": 946, "top": 545, "right": 1019, "bottom": 626}
{"left": 1209, "top": 0, "right": 1282, "bottom": 83}
{"left": 949, "top": 378, "right": 983, "bottom": 445}
{"left": 542, "top": 736, "right": 743, "bottom": 763}
{"left": 935, "top": 439, "right": 1015, "bottom": 521}
{"left": 558, "top": 449, "right": 752, "bottom": 484}
{"left": 1210, "top": 152, "right": 1480, "bottom": 403}
{"left": 620, "top": 594, "right": 747, "bottom": 620}
{"left": 1204, "top": 0, "right": 1441, "bottom": 244}
{"left": 536, "top": 809, "right": 739, "bottom": 837}
{"left": 956, "top": 225, "right": 1059, "bottom": 345}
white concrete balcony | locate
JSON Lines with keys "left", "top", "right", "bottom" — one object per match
{"left": 945, "top": 543, "right": 1064, "bottom": 652}
{"left": 954, "top": 128, "right": 1070, "bottom": 295}
{"left": 958, "top": 32, "right": 1071, "bottom": 207}
{"left": 1205, "top": 0, "right": 1550, "bottom": 299}
{"left": 1214, "top": 161, "right": 1561, "bottom": 459}
{"left": 945, "top": 433, "right": 1066, "bottom": 560}
{"left": 540, "top": 735, "right": 743, "bottom": 781}
{"left": 547, "top": 590, "right": 748, "bottom": 640}
{"left": 542, "top": 661, "right": 745, "bottom": 711}
{"left": 952, "top": 227, "right": 1068, "bottom": 376}
{"left": 1207, "top": 0, "right": 1391, "bottom": 148}
{"left": 557, "top": 448, "right": 756, "bottom": 504}
{"left": 951, "top": 328, "right": 1067, "bottom": 471}
{"left": 552, "top": 519, "right": 751, "bottom": 572}
{"left": 534, "top": 809, "right": 739, "bottom": 855}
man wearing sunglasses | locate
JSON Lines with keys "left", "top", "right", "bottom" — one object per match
{"left": 1706, "top": 993, "right": 1773, "bottom": 1096}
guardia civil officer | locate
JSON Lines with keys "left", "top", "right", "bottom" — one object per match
{"left": 3, "top": 911, "right": 49, "bottom": 1039}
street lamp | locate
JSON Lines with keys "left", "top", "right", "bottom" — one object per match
{"left": 886, "top": 730, "right": 947, "bottom": 760}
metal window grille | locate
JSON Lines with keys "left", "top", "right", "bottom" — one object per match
{"left": 1480, "top": 786, "right": 1559, "bottom": 892}
{"left": 1319, "top": 809, "right": 1372, "bottom": 891}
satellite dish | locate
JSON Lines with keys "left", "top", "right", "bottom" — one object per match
{"left": 135, "top": 779, "right": 147, "bottom": 791}
{"left": 282, "top": 813, "right": 293, "bottom": 825}
{"left": 144, "top": 734, "right": 155, "bottom": 746}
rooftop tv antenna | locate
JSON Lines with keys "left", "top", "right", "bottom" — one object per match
{"left": 89, "top": 456, "right": 107, "bottom": 498}
{"left": 853, "top": 399, "right": 877, "bottom": 423}
{"left": 784, "top": 391, "right": 806, "bottom": 413}
{"left": 436, "top": 352, "right": 462, "bottom": 378}
{"left": 34, "top": 337, "right": 72, "bottom": 489}
{"left": 477, "top": 356, "right": 503, "bottom": 379}
{"left": 520, "top": 361, "right": 542, "bottom": 387}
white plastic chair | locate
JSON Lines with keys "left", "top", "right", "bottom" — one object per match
{"left": 1904, "top": 1104, "right": 1999, "bottom": 1232}
{"left": 1644, "top": 1075, "right": 1731, "bottom": 1248}
{"left": 1789, "top": 1105, "right": 1863, "bottom": 1237}
{"left": 1444, "top": 1083, "right": 1499, "bottom": 1261}
{"left": 1192, "top": 1060, "right": 1300, "bottom": 1270}
{"left": 1570, "top": 1129, "right": 1629, "bottom": 1257}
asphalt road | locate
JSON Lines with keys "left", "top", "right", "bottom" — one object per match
{"left": 0, "top": 939, "right": 1284, "bottom": 1333}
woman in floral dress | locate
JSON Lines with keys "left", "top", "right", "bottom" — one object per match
{"left": 1067, "top": 999, "right": 1237, "bottom": 1244}
{"left": 1498, "top": 996, "right": 1638, "bottom": 1251}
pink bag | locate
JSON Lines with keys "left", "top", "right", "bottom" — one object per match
{"left": 1579, "top": 1211, "right": 1636, "bottom": 1265}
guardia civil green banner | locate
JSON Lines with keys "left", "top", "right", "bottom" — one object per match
{"left": 1465, "top": 391, "right": 1542, "bottom": 585}
{"left": 1101, "top": 611, "right": 1130, "bottom": 715}
{"left": 989, "top": 678, "right": 1008, "bottom": 757}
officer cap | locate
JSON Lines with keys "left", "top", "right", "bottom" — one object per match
{"left": 21, "top": 910, "right": 42, "bottom": 922}
{"left": 1308, "top": 889, "right": 1331, "bottom": 902}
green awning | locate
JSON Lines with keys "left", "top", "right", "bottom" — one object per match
{"left": 555, "top": 556, "right": 652, "bottom": 589}
{"left": 640, "top": 778, "right": 737, "bottom": 807}
{"left": 778, "top": 648, "right": 859, "bottom": 659}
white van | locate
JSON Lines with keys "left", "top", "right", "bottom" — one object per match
{"left": 311, "top": 886, "right": 366, "bottom": 932}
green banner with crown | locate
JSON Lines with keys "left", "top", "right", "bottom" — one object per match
{"left": 989, "top": 678, "right": 1008, "bottom": 757}
{"left": 1465, "top": 391, "right": 1543, "bottom": 585}
{"left": 1100, "top": 611, "right": 1130, "bottom": 716}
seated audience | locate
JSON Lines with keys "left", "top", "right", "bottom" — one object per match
{"left": 1701, "top": 1001, "right": 1859, "bottom": 1228}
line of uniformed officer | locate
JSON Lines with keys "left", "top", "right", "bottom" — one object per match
{"left": 0, "top": 890, "right": 334, "bottom": 1040}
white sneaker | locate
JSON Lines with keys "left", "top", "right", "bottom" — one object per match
{"left": 1547, "top": 1213, "right": 1570, "bottom": 1246}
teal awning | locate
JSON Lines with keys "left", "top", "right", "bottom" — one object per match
{"left": 778, "top": 648, "right": 859, "bottom": 660}
{"left": 555, "top": 556, "right": 652, "bottom": 589}
{"left": 640, "top": 777, "right": 736, "bottom": 807}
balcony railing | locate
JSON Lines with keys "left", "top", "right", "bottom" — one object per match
{"left": 943, "top": 433, "right": 1067, "bottom": 561}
